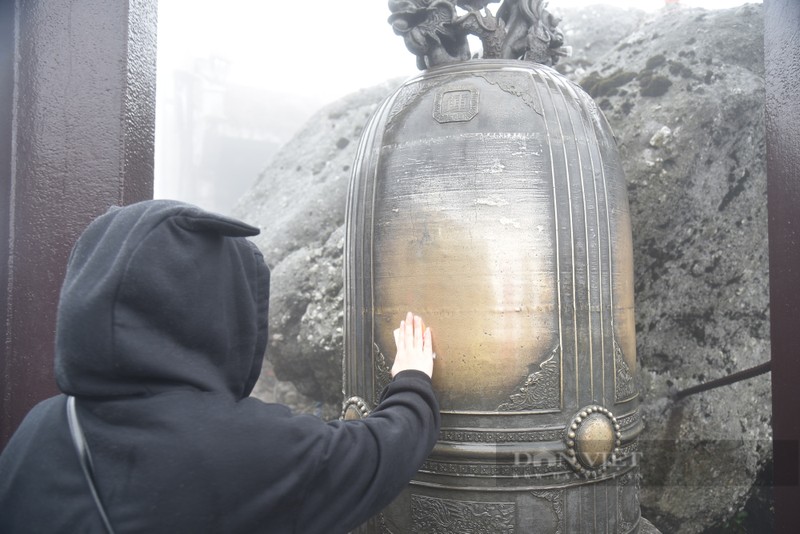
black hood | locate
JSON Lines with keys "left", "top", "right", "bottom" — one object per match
{"left": 54, "top": 200, "right": 270, "bottom": 400}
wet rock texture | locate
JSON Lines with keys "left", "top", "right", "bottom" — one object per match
{"left": 236, "top": 4, "right": 770, "bottom": 531}
{"left": 560, "top": 6, "right": 771, "bottom": 534}
{"left": 237, "top": 82, "right": 399, "bottom": 420}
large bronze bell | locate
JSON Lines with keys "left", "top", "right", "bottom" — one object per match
{"left": 343, "top": 57, "right": 642, "bottom": 533}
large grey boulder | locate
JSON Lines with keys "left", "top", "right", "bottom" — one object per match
{"left": 556, "top": 8, "right": 770, "bottom": 530}
{"left": 235, "top": 4, "right": 770, "bottom": 531}
{"left": 577, "top": 6, "right": 771, "bottom": 533}
{"left": 236, "top": 82, "right": 397, "bottom": 412}
{"left": 552, "top": 4, "right": 648, "bottom": 75}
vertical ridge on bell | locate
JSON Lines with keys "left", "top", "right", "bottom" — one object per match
{"left": 595, "top": 101, "right": 618, "bottom": 409}
{"left": 570, "top": 79, "right": 610, "bottom": 406}
{"left": 558, "top": 72, "right": 603, "bottom": 412}
{"left": 345, "top": 94, "right": 393, "bottom": 411}
{"left": 530, "top": 70, "right": 566, "bottom": 412}
{"left": 539, "top": 70, "right": 582, "bottom": 410}
{"left": 575, "top": 92, "right": 613, "bottom": 406}
{"left": 553, "top": 71, "right": 597, "bottom": 407}
{"left": 578, "top": 85, "right": 605, "bottom": 407}
{"left": 594, "top": 103, "right": 618, "bottom": 409}
{"left": 591, "top": 88, "right": 637, "bottom": 407}
{"left": 607, "top": 481, "right": 616, "bottom": 533}
{"left": 562, "top": 76, "right": 609, "bottom": 408}
{"left": 367, "top": 97, "right": 396, "bottom": 408}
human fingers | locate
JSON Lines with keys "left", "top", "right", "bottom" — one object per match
{"left": 414, "top": 315, "right": 423, "bottom": 350}
{"left": 393, "top": 327, "right": 402, "bottom": 351}
{"left": 404, "top": 311, "right": 414, "bottom": 351}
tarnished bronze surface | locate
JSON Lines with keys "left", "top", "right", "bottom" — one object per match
{"left": 344, "top": 60, "right": 642, "bottom": 532}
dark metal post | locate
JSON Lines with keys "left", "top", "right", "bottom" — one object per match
{"left": 0, "top": 0, "right": 158, "bottom": 449}
{"left": 765, "top": 0, "right": 800, "bottom": 530}
{"left": 673, "top": 361, "right": 772, "bottom": 401}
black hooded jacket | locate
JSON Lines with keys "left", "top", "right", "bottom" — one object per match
{"left": 0, "top": 201, "right": 440, "bottom": 533}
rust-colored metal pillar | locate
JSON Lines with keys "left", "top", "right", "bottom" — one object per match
{"left": 0, "top": 0, "right": 158, "bottom": 449}
{"left": 765, "top": 0, "right": 800, "bottom": 530}
{"left": 0, "top": 1, "right": 14, "bottom": 450}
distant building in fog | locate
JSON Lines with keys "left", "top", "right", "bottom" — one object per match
{"left": 155, "top": 56, "right": 320, "bottom": 215}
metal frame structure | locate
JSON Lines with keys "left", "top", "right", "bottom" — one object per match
{"left": 1, "top": 0, "right": 157, "bottom": 446}
{"left": 764, "top": 0, "right": 800, "bottom": 530}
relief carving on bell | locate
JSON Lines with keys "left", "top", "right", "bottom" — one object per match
{"left": 344, "top": 2, "right": 644, "bottom": 532}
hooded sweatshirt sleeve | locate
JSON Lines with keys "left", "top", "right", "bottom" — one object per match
{"left": 37, "top": 200, "right": 438, "bottom": 533}
{"left": 293, "top": 370, "right": 440, "bottom": 533}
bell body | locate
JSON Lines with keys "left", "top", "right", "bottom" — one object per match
{"left": 344, "top": 60, "right": 642, "bottom": 533}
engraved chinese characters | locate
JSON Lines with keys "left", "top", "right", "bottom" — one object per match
{"left": 344, "top": 60, "right": 642, "bottom": 532}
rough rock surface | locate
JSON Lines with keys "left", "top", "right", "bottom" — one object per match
{"left": 235, "top": 4, "right": 770, "bottom": 532}
{"left": 235, "top": 82, "right": 398, "bottom": 414}
{"left": 565, "top": 6, "right": 771, "bottom": 534}
{"left": 552, "top": 4, "right": 648, "bottom": 75}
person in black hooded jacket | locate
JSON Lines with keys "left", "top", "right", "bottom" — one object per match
{"left": 0, "top": 200, "right": 440, "bottom": 534}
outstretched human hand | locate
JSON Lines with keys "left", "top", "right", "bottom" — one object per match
{"left": 392, "top": 312, "right": 435, "bottom": 379}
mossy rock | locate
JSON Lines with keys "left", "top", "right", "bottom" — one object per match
{"left": 646, "top": 53, "right": 667, "bottom": 70}
{"left": 668, "top": 60, "right": 695, "bottom": 79}
{"left": 580, "top": 69, "right": 637, "bottom": 98}
{"left": 638, "top": 70, "right": 673, "bottom": 97}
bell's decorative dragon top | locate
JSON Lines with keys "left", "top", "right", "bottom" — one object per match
{"left": 388, "top": 0, "right": 567, "bottom": 69}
